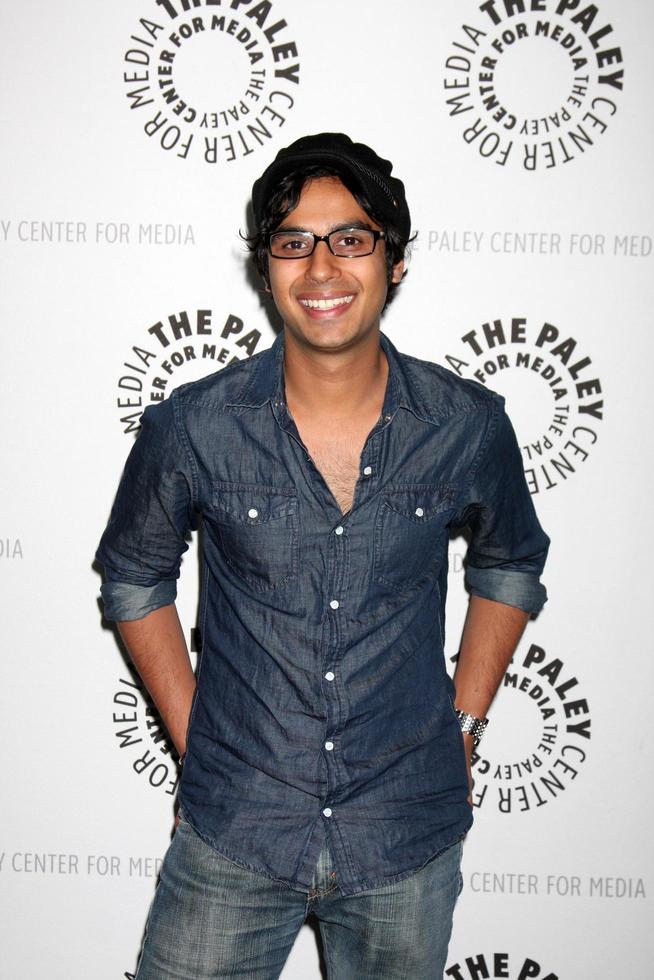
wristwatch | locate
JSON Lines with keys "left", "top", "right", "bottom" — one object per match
{"left": 455, "top": 709, "right": 489, "bottom": 747}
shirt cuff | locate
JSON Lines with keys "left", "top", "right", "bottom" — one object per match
{"left": 100, "top": 579, "right": 177, "bottom": 622}
{"left": 465, "top": 565, "right": 548, "bottom": 615}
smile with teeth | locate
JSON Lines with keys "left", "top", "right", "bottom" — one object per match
{"left": 299, "top": 295, "right": 354, "bottom": 310}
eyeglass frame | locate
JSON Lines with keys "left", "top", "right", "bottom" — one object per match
{"left": 267, "top": 226, "right": 386, "bottom": 259}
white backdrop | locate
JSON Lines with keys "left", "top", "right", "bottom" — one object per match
{"left": 1, "top": 1, "right": 652, "bottom": 977}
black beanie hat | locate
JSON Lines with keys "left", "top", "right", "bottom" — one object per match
{"left": 251, "top": 132, "right": 411, "bottom": 240}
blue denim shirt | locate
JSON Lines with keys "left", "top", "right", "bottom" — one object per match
{"left": 96, "top": 331, "right": 549, "bottom": 896}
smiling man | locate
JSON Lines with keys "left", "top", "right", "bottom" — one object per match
{"left": 97, "top": 133, "right": 549, "bottom": 980}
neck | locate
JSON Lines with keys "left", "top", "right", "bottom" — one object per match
{"left": 282, "top": 329, "right": 388, "bottom": 418}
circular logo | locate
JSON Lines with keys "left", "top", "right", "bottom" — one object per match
{"left": 446, "top": 952, "right": 559, "bottom": 979}
{"left": 116, "top": 307, "right": 262, "bottom": 434}
{"left": 444, "top": 316, "right": 603, "bottom": 494}
{"left": 453, "top": 641, "right": 591, "bottom": 815}
{"left": 443, "top": 1, "right": 623, "bottom": 170}
{"left": 123, "top": 1, "right": 301, "bottom": 164}
{"left": 112, "top": 674, "right": 180, "bottom": 795}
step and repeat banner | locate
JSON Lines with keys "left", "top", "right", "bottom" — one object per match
{"left": 1, "top": 2, "right": 652, "bottom": 977}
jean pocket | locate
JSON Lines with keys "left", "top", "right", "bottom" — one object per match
{"left": 213, "top": 482, "right": 299, "bottom": 592}
{"left": 373, "top": 484, "right": 456, "bottom": 592}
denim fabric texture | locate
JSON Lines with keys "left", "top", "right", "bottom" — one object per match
{"left": 97, "top": 331, "right": 549, "bottom": 897}
{"left": 133, "top": 819, "right": 463, "bottom": 980}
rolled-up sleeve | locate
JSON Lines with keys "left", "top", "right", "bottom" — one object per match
{"left": 95, "top": 394, "right": 197, "bottom": 621}
{"left": 456, "top": 398, "right": 550, "bottom": 615}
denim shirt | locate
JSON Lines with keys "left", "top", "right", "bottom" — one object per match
{"left": 96, "top": 330, "right": 549, "bottom": 897}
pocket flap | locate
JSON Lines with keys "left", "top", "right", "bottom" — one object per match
{"left": 213, "top": 483, "right": 298, "bottom": 524}
{"left": 383, "top": 484, "right": 456, "bottom": 523}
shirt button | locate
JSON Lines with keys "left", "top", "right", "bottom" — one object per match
{"left": 334, "top": 525, "right": 344, "bottom": 536}
{"left": 325, "top": 671, "right": 335, "bottom": 681}
{"left": 248, "top": 508, "right": 258, "bottom": 519}
{"left": 415, "top": 507, "right": 424, "bottom": 517}
{"left": 329, "top": 599, "right": 340, "bottom": 610}
{"left": 322, "top": 807, "right": 332, "bottom": 817}
{"left": 362, "top": 465, "right": 372, "bottom": 476}
{"left": 325, "top": 741, "right": 334, "bottom": 751}
{"left": 384, "top": 414, "right": 392, "bottom": 423}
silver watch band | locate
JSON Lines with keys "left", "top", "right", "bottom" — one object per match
{"left": 455, "top": 709, "right": 489, "bottom": 747}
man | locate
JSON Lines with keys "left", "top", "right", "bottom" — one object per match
{"left": 97, "top": 133, "right": 549, "bottom": 980}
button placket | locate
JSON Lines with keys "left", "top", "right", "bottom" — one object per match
{"left": 320, "top": 489, "right": 353, "bottom": 826}
{"left": 354, "top": 430, "right": 381, "bottom": 509}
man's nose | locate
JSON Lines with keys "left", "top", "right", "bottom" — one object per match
{"left": 305, "top": 240, "right": 340, "bottom": 282}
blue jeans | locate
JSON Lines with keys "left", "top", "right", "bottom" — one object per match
{"left": 133, "top": 819, "right": 463, "bottom": 979}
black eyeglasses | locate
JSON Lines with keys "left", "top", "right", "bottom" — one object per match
{"left": 268, "top": 227, "right": 385, "bottom": 259}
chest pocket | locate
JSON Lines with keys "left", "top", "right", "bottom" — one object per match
{"left": 374, "top": 484, "right": 456, "bottom": 592}
{"left": 213, "top": 483, "right": 299, "bottom": 592}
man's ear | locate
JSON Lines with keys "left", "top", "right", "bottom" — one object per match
{"left": 391, "top": 259, "right": 405, "bottom": 284}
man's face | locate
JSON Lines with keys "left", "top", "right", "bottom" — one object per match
{"left": 267, "top": 176, "right": 404, "bottom": 355}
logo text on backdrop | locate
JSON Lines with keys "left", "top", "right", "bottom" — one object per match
{"left": 117, "top": 308, "right": 261, "bottom": 433}
{"left": 124, "top": 0, "right": 300, "bottom": 163}
{"left": 451, "top": 642, "right": 591, "bottom": 814}
{"left": 112, "top": 674, "right": 180, "bottom": 795}
{"left": 443, "top": 0, "right": 623, "bottom": 170}
{"left": 445, "top": 316, "right": 603, "bottom": 494}
{"left": 446, "top": 952, "right": 558, "bottom": 980}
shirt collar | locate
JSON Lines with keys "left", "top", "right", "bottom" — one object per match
{"left": 228, "top": 330, "right": 285, "bottom": 409}
{"left": 229, "top": 329, "right": 442, "bottom": 426}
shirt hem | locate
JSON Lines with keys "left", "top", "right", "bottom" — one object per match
{"left": 177, "top": 807, "right": 315, "bottom": 895}
{"left": 178, "top": 804, "right": 473, "bottom": 898}
{"left": 336, "top": 816, "right": 473, "bottom": 896}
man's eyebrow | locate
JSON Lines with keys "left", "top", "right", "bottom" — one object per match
{"left": 273, "top": 220, "right": 376, "bottom": 233}
{"left": 329, "top": 220, "right": 376, "bottom": 232}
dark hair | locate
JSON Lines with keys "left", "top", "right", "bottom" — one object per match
{"left": 245, "top": 164, "right": 412, "bottom": 310}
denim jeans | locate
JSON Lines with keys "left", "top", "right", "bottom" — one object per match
{"left": 133, "top": 819, "right": 463, "bottom": 980}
